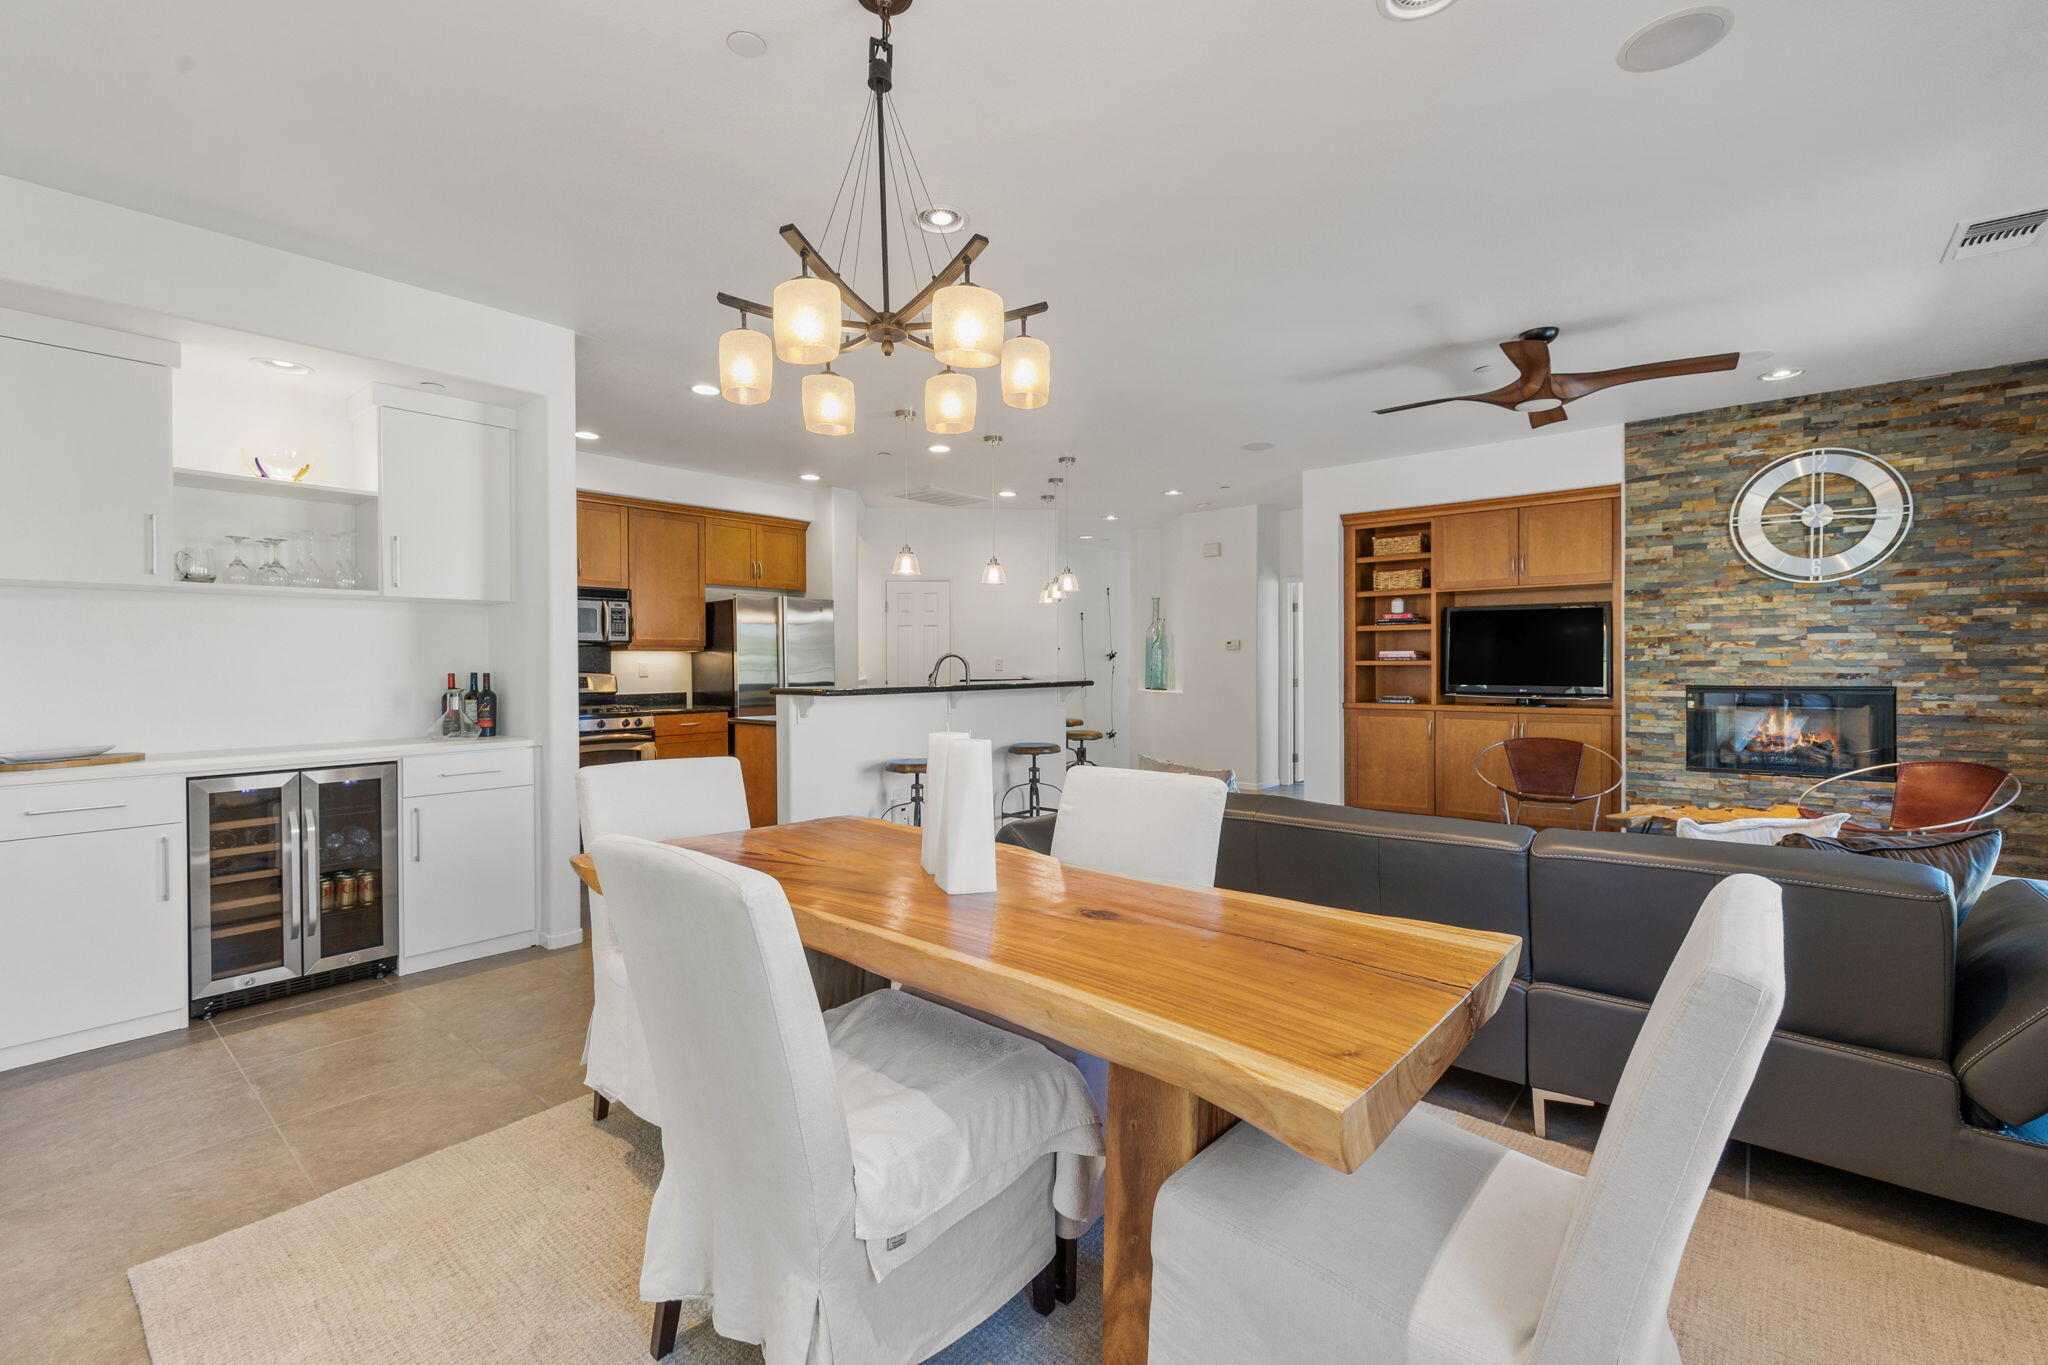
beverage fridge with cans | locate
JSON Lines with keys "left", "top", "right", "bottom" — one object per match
{"left": 186, "top": 765, "right": 400, "bottom": 1015}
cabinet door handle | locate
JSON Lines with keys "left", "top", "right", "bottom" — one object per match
{"left": 284, "top": 806, "right": 301, "bottom": 939}
{"left": 412, "top": 806, "right": 423, "bottom": 862}
{"left": 1426, "top": 716, "right": 1434, "bottom": 739}
{"left": 389, "top": 535, "right": 402, "bottom": 589}
{"left": 145, "top": 513, "right": 160, "bottom": 575}
{"left": 437, "top": 768, "right": 501, "bottom": 778}
{"left": 23, "top": 801, "right": 128, "bottom": 817}
{"left": 159, "top": 835, "right": 172, "bottom": 902}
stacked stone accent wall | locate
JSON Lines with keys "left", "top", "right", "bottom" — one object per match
{"left": 1624, "top": 358, "right": 2047, "bottom": 875}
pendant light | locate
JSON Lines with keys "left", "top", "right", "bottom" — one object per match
{"left": 1040, "top": 493, "right": 1064, "bottom": 604}
{"left": 1056, "top": 455, "right": 1081, "bottom": 592}
{"left": 718, "top": 316, "right": 774, "bottom": 404}
{"left": 981, "top": 434, "right": 1006, "bottom": 585}
{"left": 773, "top": 268, "right": 842, "bottom": 365}
{"left": 889, "top": 411, "right": 923, "bottom": 576}
{"left": 1001, "top": 319, "right": 1051, "bottom": 409}
{"left": 925, "top": 367, "right": 976, "bottom": 435}
{"left": 802, "top": 365, "right": 855, "bottom": 435}
{"left": 932, "top": 270, "right": 1005, "bottom": 369}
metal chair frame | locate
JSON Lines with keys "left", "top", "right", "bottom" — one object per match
{"left": 1474, "top": 738, "right": 1623, "bottom": 830}
{"left": 1796, "top": 763, "right": 2021, "bottom": 833}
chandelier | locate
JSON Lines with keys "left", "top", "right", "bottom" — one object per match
{"left": 714, "top": 0, "right": 1052, "bottom": 437}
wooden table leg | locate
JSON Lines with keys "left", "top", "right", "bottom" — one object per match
{"left": 1101, "top": 1064, "right": 1237, "bottom": 1365}
{"left": 804, "top": 947, "right": 888, "bottom": 1011}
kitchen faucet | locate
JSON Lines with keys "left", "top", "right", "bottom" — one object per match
{"left": 928, "top": 653, "right": 973, "bottom": 686}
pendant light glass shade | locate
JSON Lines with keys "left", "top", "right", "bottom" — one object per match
{"left": 931, "top": 283, "right": 1004, "bottom": 368}
{"left": 891, "top": 544, "right": 923, "bottom": 577}
{"left": 925, "top": 368, "right": 977, "bottom": 434}
{"left": 1057, "top": 565, "right": 1079, "bottom": 593}
{"left": 718, "top": 327, "right": 774, "bottom": 404}
{"left": 1000, "top": 334, "right": 1051, "bottom": 409}
{"left": 773, "top": 275, "right": 843, "bottom": 365}
{"left": 981, "top": 556, "right": 1006, "bottom": 585}
{"left": 1038, "top": 583, "right": 1054, "bottom": 604}
{"left": 801, "top": 368, "right": 855, "bottom": 436}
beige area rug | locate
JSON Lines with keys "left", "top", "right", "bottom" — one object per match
{"left": 129, "top": 1100, "right": 2047, "bottom": 1364}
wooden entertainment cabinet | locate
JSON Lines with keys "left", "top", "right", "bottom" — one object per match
{"left": 1341, "top": 485, "right": 1621, "bottom": 828}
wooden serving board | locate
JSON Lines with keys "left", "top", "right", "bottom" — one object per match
{"left": 0, "top": 752, "right": 144, "bottom": 773}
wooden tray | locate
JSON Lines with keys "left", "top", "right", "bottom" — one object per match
{"left": 0, "top": 752, "right": 144, "bottom": 773}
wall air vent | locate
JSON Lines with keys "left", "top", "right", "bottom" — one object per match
{"left": 1942, "top": 209, "right": 2047, "bottom": 262}
{"left": 898, "top": 485, "right": 986, "bottom": 508}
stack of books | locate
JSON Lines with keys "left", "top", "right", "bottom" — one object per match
{"left": 1376, "top": 649, "right": 1422, "bottom": 662}
{"left": 1375, "top": 611, "right": 1424, "bottom": 625}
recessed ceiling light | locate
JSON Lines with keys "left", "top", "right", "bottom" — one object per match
{"left": 1377, "top": 0, "right": 1459, "bottom": 17}
{"left": 1164, "top": 489, "right": 1183, "bottom": 496}
{"left": 690, "top": 383, "right": 719, "bottom": 396}
{"left": 575, "top": 430, "right": 601, "bottom": 441}
{"left": 1196, "top": 502, "right": 1214, "bottom": 509}
{"left": 1241, "top": 441, "right": 1274, "bottom": 451}
{"left": 799, "top": 472, "right": 821, "bottom": 481}
{"left": 725, "top": 30, "right": 767, "bottom": 58}
{"left": 251, "top": 357, "right": 311, "bottom": 375}
{"left": 1759, "top": 367, "right": 1805, "bottom": 382}
{"left": 997, "top": 489, "right": 1017, "bottom": 498}
{"left": 1078, "top": 534, "right": 1096, "bottom": 540}
{"left": 1103, "top": 514, "right": 1119, "bottom": 521}
{"left": 927, "top": 444, "right": 951, "bottom": 453}
{"left": 917, "top": 206, "right": 968, "bottom": 234}
{"left": 1618, "top": 7, "right": 1734, "bottom": 73}
{"left": 416, "top": 381, "right": 447, "bottom": 390}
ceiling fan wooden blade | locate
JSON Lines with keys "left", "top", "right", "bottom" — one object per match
{"left": 1526, "top": 405, "right": 1571, "bottom": 429}
{"left": 1551, "top": 351, "right": 1739, "bottom": 402}
{"left": 1499, "top": 337, "right": 1554, "bottom": 395}
{"left": 1373, "top": 378, "right": 1531, "bottom": 416}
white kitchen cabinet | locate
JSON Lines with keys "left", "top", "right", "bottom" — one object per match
{"left": 0, "top": 310, "right": 179, "bottom": 588}
{"left": 0, "top": 822, "right": 186, "bottom": 1070}
{"left": 356, "top": 385, "right": 516, "bottom": 603}
{"left": 399, "top": 783, "right": 537, "bottom": 973}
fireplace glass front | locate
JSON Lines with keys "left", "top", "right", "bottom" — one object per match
{"left": 1685, "top": 686, "right": 1897, "bottom": 778}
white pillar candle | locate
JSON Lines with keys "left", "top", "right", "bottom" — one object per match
{"left": 936, "top": 737, "right": 997, "bottom": 895}
{"left": 920, "top": 730, "right": 971, "bottom": 874}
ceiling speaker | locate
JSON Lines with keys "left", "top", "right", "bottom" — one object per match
{"left": 1377, "top": 0, "right": 1459, "bottom": 19}
{"left": 1618, "top": 7, "right": 1735, "bottom": 72}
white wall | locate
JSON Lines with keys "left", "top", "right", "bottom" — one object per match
{"left": 857, "top": 506, "right": 1060, "bottom": 686}
{"left": 0, "top": 173, "right": 581, "bottom": 946}
{"left": 1297, "top": 424, "right": 1625, "bottom": 803}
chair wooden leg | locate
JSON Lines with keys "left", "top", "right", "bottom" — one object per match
{"left": 649, "top": 1299, "right": 682, "bottom": 1358}
{"left": 592, "top": 1090, "right": 611, "bottom": 1122}
{"left": 1053, "top": 1234, "right": 1078, "bottom": 1304}
{"left": 1531, "top": 1088, "right": 1594, "bottom": 1139}
{"left": 1029, "top": 1258, "right": 1057, "bottom": 1316}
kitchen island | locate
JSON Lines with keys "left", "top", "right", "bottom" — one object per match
{"left": 773, "top": 679, "right": 1091, "bottom": 824}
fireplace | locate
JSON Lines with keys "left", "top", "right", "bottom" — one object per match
{"left": 1685, "top": 686, "right": 1897, "bottom": 778}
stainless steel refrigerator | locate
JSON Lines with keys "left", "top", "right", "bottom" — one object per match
{"left": 697, "top": 594, "right": 835, "bottom": 716}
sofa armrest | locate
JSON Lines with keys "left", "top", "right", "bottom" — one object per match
{"left": 997, "top": 814, "right": 1058, "bottom": 855}
{"left": 1954, "top": 877, "right": 2048, "bottom": 1128}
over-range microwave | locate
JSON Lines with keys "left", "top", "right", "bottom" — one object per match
{"left": 577, "top": 595, "right": 631, "bottom": 644}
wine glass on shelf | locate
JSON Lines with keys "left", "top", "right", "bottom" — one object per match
{"left": 256, "top": 537, "right": 288, "bottom": 586}
{"left": 309, "top": 532, "right": 337, "bottom": 588}
{"left": 223, "top": 536, "right": 254, "bottom": 585}
{"left": 331, "top": 532, "right": 361, "bottom": 590}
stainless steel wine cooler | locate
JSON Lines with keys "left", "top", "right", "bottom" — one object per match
{"left": 187, "top": 765, "right": 400, "bottom": 1014}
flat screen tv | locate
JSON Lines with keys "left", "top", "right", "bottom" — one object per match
{"left": 1443, "top": 603, "right": 1611, "bottom": 698}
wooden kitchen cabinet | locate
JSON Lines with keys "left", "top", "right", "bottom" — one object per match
{"left": 626, "top": 508, "right": 707, "bottom": 651}
{"left": 1434, "top": 714, "right": 1517, "bottom": 822}
{"left": 703, "top": 518, "right": 758, "bottom": 588}
{"left": 1431, "top": 509, "right": 1521, "bottom": 590}
{"left": 706, "top": 515, "right": 808, "bottom": 592}
{"left": 651, "top": 711, "right": 726, "bottom": 759}
{"left": 1517, "top": 499, "right": 1614, "bottom": 586}
{"left": 1345, "top": 710, "right": 1436, "bottom": 815}
{"left": 577, "top": 498, "right": 630, "bottom": 589}
{"left": 732, "top": 720, "right": 778, "bottom": 826}
{"left": 755, "top": 523, "right": 808, "bottom": 591}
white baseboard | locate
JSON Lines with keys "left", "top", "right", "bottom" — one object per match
{"left": 538, "top": 927, "right": 586, "bottom": 950}
{"left": 0, "top": 1008, "right": 189, "bottom": 1075}
{"left": 396, "top": 930, "right": 539, "bottom": 976}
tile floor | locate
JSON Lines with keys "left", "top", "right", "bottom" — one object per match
{"left": 5, "top": 941, "right": 2044, "bottom": 1363}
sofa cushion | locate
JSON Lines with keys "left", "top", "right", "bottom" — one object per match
{"left": 1779, "top": 828, "right": 2003, "bottom": 917}
{"left": 1952, "top": 877, "right": 2048, "bottom": 1128}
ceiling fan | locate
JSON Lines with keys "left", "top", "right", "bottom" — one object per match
{"left": 1374, "top": 327, "right": 1740, "bottom": 428}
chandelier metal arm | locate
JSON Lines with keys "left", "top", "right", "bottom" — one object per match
{"left": 778, "top": 224, "right": 881, "bottom": 323}
{"left": 1005, "top": 301, "right": 1050, "bottom": 323}
{"left": 887, "top": 233, "right": 989, "bottom": 326}
{"left": 715, "top": 291, "right": 774, "bottom": 320}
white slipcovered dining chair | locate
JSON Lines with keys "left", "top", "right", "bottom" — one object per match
{"left": 1148, "top": 871, "right": 1786, "bottom": 1365}
{"left": 588, "top": 833, "right": 1106, "bottom": 1364}
{"left": 1050, "top": 765, "right": 1228, "bottom": 887}
{"left": 576, "top": 757, "right": 750, "bottom": 1125}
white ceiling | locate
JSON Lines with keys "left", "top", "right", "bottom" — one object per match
{"left": 3, "top": 0, "right": 2045, "bottom": 533}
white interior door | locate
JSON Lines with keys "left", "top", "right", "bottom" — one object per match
{"left": 886, "top": 579, "right": 951, "bottom": 685}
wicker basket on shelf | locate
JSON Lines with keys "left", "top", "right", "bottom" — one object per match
{"left": 1372, "top": 566, "right": 1427, "bottom": 592}
{"left": 1371, "top": 532, "right": 1425, "bottom": 557}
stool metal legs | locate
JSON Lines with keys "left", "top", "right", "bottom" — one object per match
{"left": 1000, "top": 755, "right": 1061, "bottom": 821}
{"left": 883, "top": 770, "right": 926, "bottom": 826}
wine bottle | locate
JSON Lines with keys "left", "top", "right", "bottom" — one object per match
{"left": 461, "top": 673, "right": 480, "bottom": 728}
{"left": 441, "top": 672, "right": 460, "bottom": 719}
{"left": 477, "top": 673, "right": 497, "bottom": 738}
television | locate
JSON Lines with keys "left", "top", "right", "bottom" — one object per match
{"left": 1443, "top": 603, "right": 1611, "bottom": 698}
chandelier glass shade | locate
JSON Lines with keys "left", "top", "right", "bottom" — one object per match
{"left": 711, "top": 0, "right": 1050, "bottom": 438}
{"left": 718, "top": 327, "right": 774, "bottom": 404}
{"left": 891, "top": 544, "right": 923, "bottom": 577}
{"left": 925, "top": 369, "right": 976, "bottom": 435}
{"left": 1001, "top": 334, "right": 1050, "bottom": 409}
{"left": 802, "top": 368, "right": 856, "bottom": 436}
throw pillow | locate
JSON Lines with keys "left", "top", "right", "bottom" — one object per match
{"left": 1779, "top": 827, "right": 2003, "bottom": 914}
{"left": 1674, "top": 812, "right": 1853, "bottom": 846}
{"left": 1137, "top": 753, "right": 1239, "bottom": 792}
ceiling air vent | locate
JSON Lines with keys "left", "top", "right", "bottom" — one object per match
{"left": 1377, "top": 0, "right": 1459, "bottom": 18}
{"left": 1942, "top": 210, "right": 2047, "bottom": 262}
{"left": 898, "top": 485, "right": 986, "bottom": 509}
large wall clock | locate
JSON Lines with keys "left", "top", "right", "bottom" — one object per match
{"left": 1728, "top": 447, "right": 1913, "bottom": 583}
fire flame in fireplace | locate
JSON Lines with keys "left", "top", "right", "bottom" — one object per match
{"left": 1737, "top": 708, "right": 1837, "bottom": 757}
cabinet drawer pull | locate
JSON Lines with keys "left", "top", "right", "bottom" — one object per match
{"left": 390, "top": 535, "right": 402, "bottom": 589}
{"left": 437, "top": 767, "right": 502, "bottom": 778}
{"left": 23, "top": 802, "right": 128, "bottom": 817}
{"left": 159, "top": 835, "right": 172, "bottom": 902}
{"left": 412, "top": 806, "right": 423, "bottom": 862}
{"left": 145, "top": 513, "right": 160, "bottom": 575}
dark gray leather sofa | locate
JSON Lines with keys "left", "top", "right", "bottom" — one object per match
{"left": 999, "top": 792, "right": 2048, "bottom": 1225}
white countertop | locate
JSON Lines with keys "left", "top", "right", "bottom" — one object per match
{"left": 0, "top": 736, "right": 538, "bottom": 787}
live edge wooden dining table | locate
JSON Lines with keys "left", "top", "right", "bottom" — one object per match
{"left": 570, "top": 816, "right": 1521, "bottom": 1365}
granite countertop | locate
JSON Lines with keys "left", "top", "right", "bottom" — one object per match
{"left": 772, "top": 679, "right": 1093, "bottom": 698}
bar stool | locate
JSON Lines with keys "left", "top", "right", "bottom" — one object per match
{"left": 882, "top": 758, "right": 928, "bottom": 826}
{"left": 1066, "top": 716, "right": 1084, "bottom": 729}
{"left": 1002, "top": 742, "right": 1064, "bottom": 820}
{"left": 1066, "top": 728, "right": 1103, "bottom": 768}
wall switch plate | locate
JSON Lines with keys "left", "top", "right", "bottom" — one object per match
{"left": 993, "top": 657, "right": 1005, "bottom": 672}
{"left": 1202, "top": 542, "right": 1223, "bottom": 557}
{"left": 1224, "top": 639, "right": 1242, "bottom": 651}
{"left": 637, "top": 660, "right": 650, "bottom": 677}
